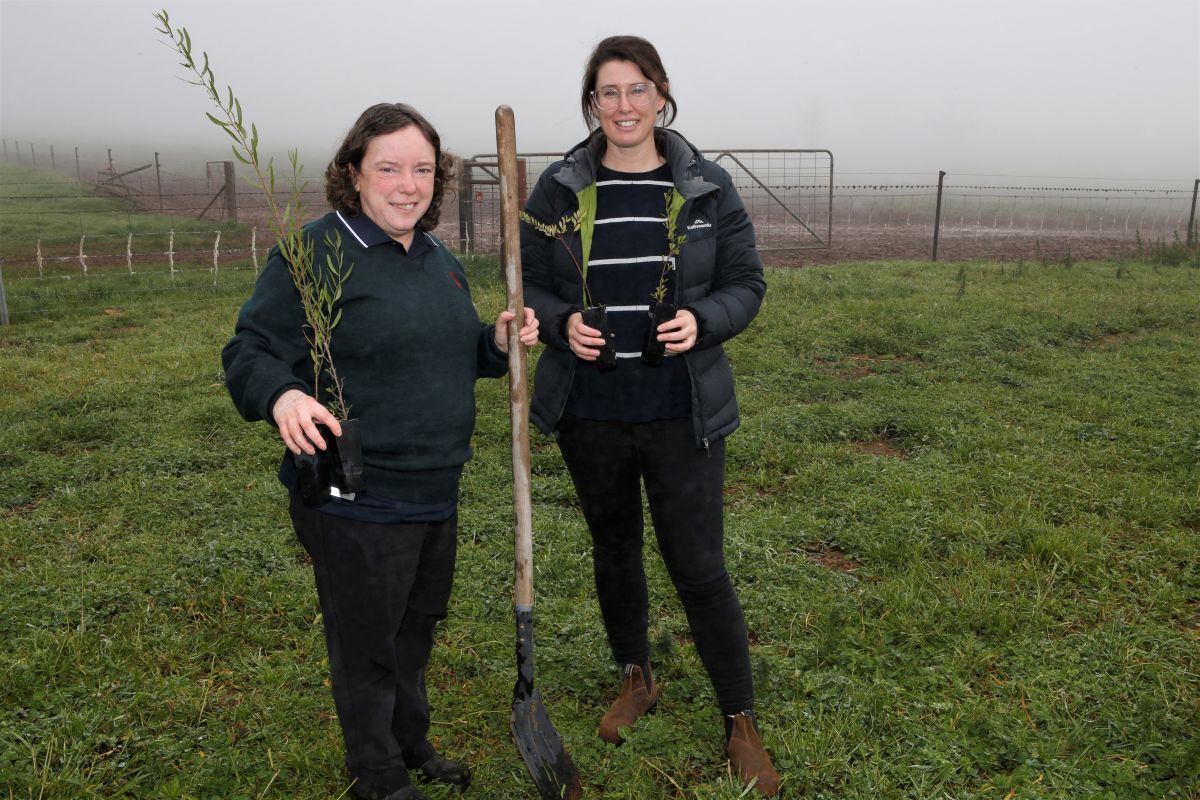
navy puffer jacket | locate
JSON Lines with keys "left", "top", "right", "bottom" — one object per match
{"left": 521, "top": 128, "right": 766, "bottom": 449}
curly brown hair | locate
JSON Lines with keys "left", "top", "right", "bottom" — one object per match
{"left": 324, "top": 103, "right": 454, "bottom": 231}
{"left": 580, "top": 36, "right": 678, "bottom": 132}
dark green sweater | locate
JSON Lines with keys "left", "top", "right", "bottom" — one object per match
{"left": 222, "top": 211, "right": 508, "bottom": 503}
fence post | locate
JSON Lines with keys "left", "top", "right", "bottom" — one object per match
{"left": 2, "top": 140, "right": 6, "bottom": 161}
{"left": 155, "top": 152, "right": 164, "bottom": 212}
{"left": 15, "top": 141, "right": 21, "bottom": 165}
{"left": 75, "top": 147, "right": 81, "bottom": 182}
{"left": 213, "top": 231, "right": 221, "bottom": 284}
{"left": 223, "top": 161, "right": 238, "bottom": 221}
{"left": 1188, "top": 178, "right": 1199, "bottom": 244}
{"left": 517, "top": 157, "right": 528, "bottom": 209}
{"left": 0, "top": 265, "right": 9, "bottom": 326}
{"left": 127, "top": 233, "right": 135, "bottom": 274}
{"left": 30, "top": 143, "right": 36, "bottom": 166}
{"left": 932, "top": 170, "right": 946, "bottom": 262}
{"left": 456, "top": 157, "right": 473, "bottom": 254}
{"left": 251, "top": 226, "right": 259, "bottom": 273}
{"left": 50, "top": 145, "right": 56, "bottom": 171}
{"left": 168, "top": 230, "right": 176, "bottom": 280}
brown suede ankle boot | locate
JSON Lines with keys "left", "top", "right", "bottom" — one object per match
{"left": 726, "top": 711, "right": 781, "bottom": 797}
{"left": 597, "top": 664, "right": 659, "bottom": 744}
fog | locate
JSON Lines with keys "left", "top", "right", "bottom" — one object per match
{"left": 2, "top": 0, "right": 1198, "bottom": 181}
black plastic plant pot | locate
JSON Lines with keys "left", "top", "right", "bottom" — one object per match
{"left": 292, "top": 419, "right": 365, "bottom": 507}
{"left": 580, "top": 305, "right": 618, "bottom": 371}
{"left": 331, "top": 418, "right": 366, "bottom": 495}
{"left": 294, "top": 444, "right": 333, "bottom": 507}
{"left": 641, "top": 302, "right": 677, "bottom": 366}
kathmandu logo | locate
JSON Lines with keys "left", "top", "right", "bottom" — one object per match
{"left": 686, "top": 218, "right": 712, "bottom": 230}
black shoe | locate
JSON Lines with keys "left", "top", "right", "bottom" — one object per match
{"left": 384, "top": 788, "right": 431, "bottom": 800}
{"left": 351, "top": 780, "right": 430, "bottom": 800}
{"left": 416, "top": 755, "right": 472, "bottom": 790}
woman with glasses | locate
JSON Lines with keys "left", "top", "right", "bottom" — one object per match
{"left": 520, "top": 36, "right": 778, "bottom": 797}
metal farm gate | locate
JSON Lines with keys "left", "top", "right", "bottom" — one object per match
{"left": 453, "top": 149, "right": 833, "bottom": 255}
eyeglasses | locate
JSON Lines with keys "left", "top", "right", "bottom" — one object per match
{"left": 590, "top": 82, "right": 657, "bottom": 111}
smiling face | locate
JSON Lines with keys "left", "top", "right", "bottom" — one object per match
{"left": 351, "top": 125, "right": 436, "bottom": 248}
{"left": 594, "top": 59, "right": 666, "bottom": 165}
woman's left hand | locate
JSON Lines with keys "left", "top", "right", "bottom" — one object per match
{"left": 657, "top": 308, "right": 698, "bottom": 354}
{"left": 494, "top": 307, "right": 539, "bottom": 353}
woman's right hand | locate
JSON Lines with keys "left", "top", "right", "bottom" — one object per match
{"left": 271, "top": 389, "right": 342, "bottom": 455}
{"left": 565, "top": 312, "right": 606, "bottom": 361}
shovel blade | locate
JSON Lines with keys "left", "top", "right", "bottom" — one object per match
{"left": 511, "top": 688, "right": 582, "bottom": 800}
{"left": 510, "top": 608, "right": 581, "bottom": 799}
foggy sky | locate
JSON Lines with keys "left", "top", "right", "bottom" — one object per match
{"left": 1, "top": 0, "right": 1198, "bottom": 181}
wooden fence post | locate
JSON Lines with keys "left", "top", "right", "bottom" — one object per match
{"left": 932, "top": 170, "right": 946, "bottom": 262}
{"left": 75, "top": 147, "right": 81, "bottom": 183}
{"left": 457, "top": 157, "right": 473, "bottom": 254}
{"left": 223, "top": 161, "right": 238, "bottom": 221}
{"left": 0, "top": 265, "right": 9, "bottom": 326}
{"left": 1188, "top": 178, "right": 1199, "bottom": 245}
{"left": 155, "top": 153, "right": 164, "bottom": 212}
{"left": 517, "top": 157, "right": 528, "bottom": 209}
{"left": 213, "top": 231, "right": 221, "bottom": 284}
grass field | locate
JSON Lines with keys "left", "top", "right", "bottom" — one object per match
{"left": 1, "top": 247, "right": 1197, "bottom": 799}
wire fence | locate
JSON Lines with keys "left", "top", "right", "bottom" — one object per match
{"left": 455, "top": 149, "right": 835, "bottom": 256}
{"left": 1, "top": 140, "right": 1197, "bottom": 322}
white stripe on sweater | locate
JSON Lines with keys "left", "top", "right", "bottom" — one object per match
{"left": 588, "top": 256, "right": 668, "bottom": 266}
{"left": 595, "top": 216, "right": 666, "bottom": 225}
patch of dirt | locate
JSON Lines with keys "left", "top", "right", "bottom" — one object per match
{"left": 801, "top": 542, "right": 865, "bottom": 573}
{"left": 853, "top": 437, "right": 908, "bottom": 458}
{"left": 845, "top": 354, "right": 876, "bottom": 378}
{"left": 818, "top": 353, "right": 921, "bottom": 380}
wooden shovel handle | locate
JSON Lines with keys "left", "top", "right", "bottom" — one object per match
{"left": 496, "top": 105, "right": 534, "bottom": 609}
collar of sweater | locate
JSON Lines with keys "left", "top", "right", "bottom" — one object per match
{"left": 335, "top": 208, "right": 439, "bottom": 257}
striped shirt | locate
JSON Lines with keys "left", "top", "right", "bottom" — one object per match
{"left": 567, "top": 163, "right": 691, "bottom": 422}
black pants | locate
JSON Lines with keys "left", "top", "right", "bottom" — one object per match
{"left": 289, "top": 492, "right": 457, "bottom": 791}
{"left": 556, "top": 415, "right": 754, "bottom": 714}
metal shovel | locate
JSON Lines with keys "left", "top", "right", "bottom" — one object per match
{"left": 495, "top": 104, "right": 583, "bottom": 800}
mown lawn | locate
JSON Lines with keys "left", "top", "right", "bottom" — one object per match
{"left": 1, "top": 255, "right": 1197, "bottom": 799}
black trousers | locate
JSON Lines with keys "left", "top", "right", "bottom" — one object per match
{"left": 288, "top": 492, "right": 457, "bottom": 791}
{"left": 556, "top": 415, "right": 755, "bottom": 714}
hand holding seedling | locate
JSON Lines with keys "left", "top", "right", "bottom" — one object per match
{"left": 272, "top": 389, "right": 342, "bottom": 456}
{"left": 565, "top": 311, "right": 609, "bottom": 361}
{"left": 657, "top": 307, "right": 697, "bottom": 354}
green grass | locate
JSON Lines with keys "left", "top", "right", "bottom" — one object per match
{"left": 1, "top": 252, "right": 1198, "bottom": 799}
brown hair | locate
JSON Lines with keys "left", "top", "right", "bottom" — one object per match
{"left": 580, "top": 36, "right": 678, "bottom": 131}
{"left": 324, "top": 103, "right": 453, "bottom": 231}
